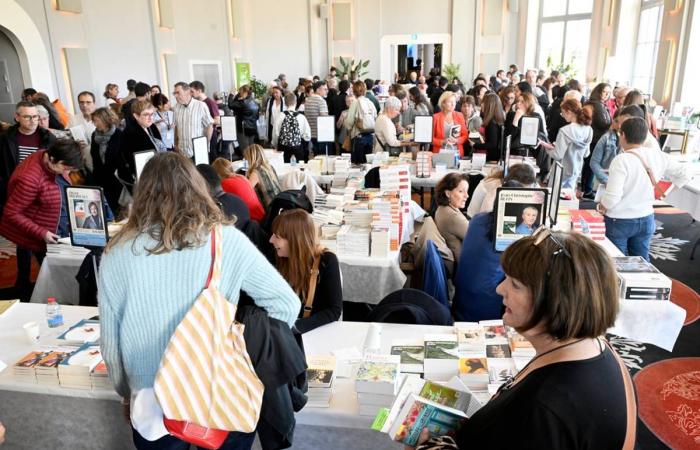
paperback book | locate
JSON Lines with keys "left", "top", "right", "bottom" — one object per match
{"left": 390, "top": 339, "right": 425, "bottom": 374}
{"left": 388, "top": 394, "right": 468, "bottom": 446}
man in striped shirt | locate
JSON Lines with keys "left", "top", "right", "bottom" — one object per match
{"left": 305, "top": 80, "right": 330, "bottom": 159}
{"left": 172, "top": 82, "right": 213, "bottom": 159}
{"left": 0, "top": 101, "right": 55, "bottom": 213}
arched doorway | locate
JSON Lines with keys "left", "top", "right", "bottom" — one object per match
{"left": 0, "top": 28, "right": 25, "bottom": 123}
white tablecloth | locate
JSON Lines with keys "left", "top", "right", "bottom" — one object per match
{"left": 665, "top": 176, "right": 700, "bottom": 220}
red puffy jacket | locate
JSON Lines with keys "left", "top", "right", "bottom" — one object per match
{"left": 0, "top": 151, "right": 68, "bottom": 252}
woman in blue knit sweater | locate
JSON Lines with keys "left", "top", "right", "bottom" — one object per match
{"left": 98, "top": 152, "right": 300, "bottom": 450}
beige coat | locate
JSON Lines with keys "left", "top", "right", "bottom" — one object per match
{"left": 434, "top": 205, "right": 469, "bottom": 262}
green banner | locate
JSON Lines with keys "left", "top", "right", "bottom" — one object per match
{"left": 235, "top": 62, "right": 251, "bottom": 88}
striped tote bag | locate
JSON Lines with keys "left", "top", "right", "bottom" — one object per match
{"left": 154, "top": 225, "right": 264, "bottom": 447}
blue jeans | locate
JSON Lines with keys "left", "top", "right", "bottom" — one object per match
{"left": 604, "top": 214, "right": 656, "bottom": 261}
{"left": 132, "top": 428, "right": 255, "bottom": 450}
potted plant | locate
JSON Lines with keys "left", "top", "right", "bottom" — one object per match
{"left": 337, "top": 57, "right": 370, "bottom": 81}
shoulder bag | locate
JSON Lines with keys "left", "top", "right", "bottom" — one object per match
{"left": 354, "top": 99, "right": 375, "bottom": 134}
{"left": 302, "top": 255, "right": 321, "bottom": 318}
{"left": 154, "top": 225, "right": 264, "bottom": 449}
{"left": 626, "top": 150, "right": 669, "bottom": 200}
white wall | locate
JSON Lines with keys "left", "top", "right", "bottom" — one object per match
{"left": 4, "top": 0, "right": 693, "bottom": 112}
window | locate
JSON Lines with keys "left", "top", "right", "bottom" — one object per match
{"left": 536, "top": 0, "right": 593, "bottom": 79}
{"left": 631, "top": 1, "right": 664, "bottom": 94}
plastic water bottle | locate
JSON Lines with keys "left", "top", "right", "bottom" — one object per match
{"left": 46, "top": 297, "right": 64, "bottom": 328}
{"left": 454, "top": 151, "right": 460, "bottom": 169}
{"left": 290, "top": 155, "right": 297, "bottom": 166}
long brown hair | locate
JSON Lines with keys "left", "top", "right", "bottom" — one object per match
{"left": 480, "top": 93, "right": 505, "bottom": 126}
{"left": 106, "top": 152, "right": 228, "bottom": 254}
{"left": 272, "top": 209, "right": 324, "bottom": 297}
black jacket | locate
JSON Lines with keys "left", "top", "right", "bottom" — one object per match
{"left": 229, "top": 95, "right": 259, "bottom": 135}
{"left": 474, "top": 120, "right": 502, "bottom": 162}
{"left": 214, "top": 189, "right": 250, "bottom": 230}
{"left": 328, "top": 92, "right": 348, "bottom": 123}
{"left": 0, "top": 125, "right": 56, "bottom": 207}
{"left": 585, "top": 100, "right": 612, "bottom": 144}
{"left": 295, "top": 251, "right": 343, "bottom": 334}
{"left": 547, "top": 96, "right": 568, "bottom": 142}
{"left": 236, "top": 302, "right": 308, "bottom": 450}
{"left": 89, "top": 128, "right": 123, "bottom": 215}
{"left": 117, "top": 123, "right": 162, "bottom": 188}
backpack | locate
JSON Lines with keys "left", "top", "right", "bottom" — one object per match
{"left": 278, "top": 111, "right": 302, "bottom": 147}
{"left": 261, "top": 187, "right": 313, "bottom": 233}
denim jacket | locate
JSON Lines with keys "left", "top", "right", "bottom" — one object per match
{"left": 590, "top": 130, "right": 619, "bottom": 185}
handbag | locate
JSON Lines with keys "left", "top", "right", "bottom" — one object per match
{"left": 302, "top": 255, "right": 321, "bottom": 318}
{"left": 604, "top": 339, "right": 637, "bottom": 450}
{"left": 354, "top": 99, "right": 374, "bottom": 134}
{"left": 154, "top": 225, "right": 264, "bottom": 449}
{"left": 626, "top": 150, "right": 669, "bottom": 200}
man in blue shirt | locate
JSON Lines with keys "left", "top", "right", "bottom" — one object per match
{"left": 515, "top": 206, "right": 539, "bottom": 235}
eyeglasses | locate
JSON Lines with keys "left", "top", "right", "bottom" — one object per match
{"left": 532, "top": 226, "right": 571, "bottom": 304}
{"left": 140, "top": 112, "right": 154, "bottom": 118}
{"left": 532, "top": 225, "right": 571, "bottom": 259}
{"left": 20, "top": 115, "right": 39, "bottom": 120}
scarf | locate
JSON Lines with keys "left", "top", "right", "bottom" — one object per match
{"left": 93, "top": 125, "right": 116, "bottom": 164}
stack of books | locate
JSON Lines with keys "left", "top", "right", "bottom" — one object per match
{"left": 355, "top": 354, "right": 402, "bottom": 416}
{"left": 35, "top": 349, "right": 76, "bottom": 385}
{"left": 344, "top": 208, "right": 374, "bottom": 228}
{"left": 90, "top": 360, "right": 110, "bottom": 390}
{"left": 415, "top": 152, "right": 432, "bottom": 177}
{"left": 47, "top": 241, "right": 90, "bottom": 257}
{"left": 59, "top": 343, "right": 104, "bottom": 389}
{"left": 370, "top": 228, "right": 390, "bottom": 258}
{"left": 481, "top": 320, "right": 516, "bottom": 394}
{"left": 570, "top": 209, "right": 606, "bottom": 240}
{"left": 13, "top": 350, "right": 51, "bottom": 383}
{"left": 306, "top": 356, "right": 336, "bottom": 408}
{"left": 336, "top": 225, "right": 370, "bottom": 257}
{"left": 370, "top": 193, "right": 401, "bottom": 251}
{"left": 332, "top": 159, "right": 351, "bottom": 187}
{"left": 613, "top": 256, "right": 672, "bottom": 300}
{"left": 380, "top": 165, "right": 411, "bottom": 243}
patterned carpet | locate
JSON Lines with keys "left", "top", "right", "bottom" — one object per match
{"left": 607, "top": 209, "right": 700, "bottom": 449}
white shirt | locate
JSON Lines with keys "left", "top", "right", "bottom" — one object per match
{"left": 601, "top": 146, "right": 690, "bottom": 218}
{"left": 467, "top": 177, "right": 502, "bottom": 218}
{"left": 271, "top": 111, "right": 311, "bottom": 148}
{"left": 68, "top": 113, "right": 96, "bottom": 145}
{"left": 172, "top": 98, "right": 214, "bottom": 157}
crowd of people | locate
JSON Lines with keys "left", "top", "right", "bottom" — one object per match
{"left": 0, "top": 60, "right": 689, "bottom": 449}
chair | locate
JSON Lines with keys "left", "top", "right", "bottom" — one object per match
{"left": 422, "top": 240, "right": 449, "bottom": 307}
{"left": 366, "top": 288, "right": 453, "bottom": 325}
{"left": 364, "top": 166, "right": 381, "bottom": 188}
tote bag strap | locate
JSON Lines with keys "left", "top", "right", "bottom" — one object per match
{"left": 302, "top": 255, "right": 321, "bottom": 318}
{"left": 204, "top": 225, "right": 223, "bottom": 290}
{"left": 626, "top": 150, "right": 666, "bottom": 199}
{"left": 603, "top": 339, "right": 637, "bottom": 450}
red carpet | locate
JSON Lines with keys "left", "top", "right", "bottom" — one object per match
{"left": 672, "top": 279, "right": 700, "bottom": 325}
{"left": 635, "top": 358, "right": 700, "bottom": 449}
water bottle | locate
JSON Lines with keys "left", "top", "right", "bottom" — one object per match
{"left": 46, "top": 297, "right": 64, "bottom": 328}
{"left": 454, "top": 151, "right": 460, "bottom": 169}
{"left": 290, "top": 155, "right": 297, "bottom": 166}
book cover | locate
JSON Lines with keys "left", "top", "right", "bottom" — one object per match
{"left": 380, "top": 375, "right": 427, "bottom": 433}
{"left": 455, "top": 324, "right": 486, "bottom": 352}
{"left": 389, "top": 394, "right": 467, "bottom": 446}
{"left": 306, "top": 355, "right": 336, "bottom": 389}
{"left": 486, "top": 344, "right": 512, "bottom": 359}
{"left": 59, "top": 343, "right": 102, "bottom": 374}
{"left": 57, "top": 319, "right": 101, "bottom": 343}
{"left": 487, "top": 358, "right": 517, "bottom": 385}
{"left": 613, "top": 256, "right": 661, "bottom": 274}
{"left": 419, "top": 380, "right": 477, "bottom": 414}
{"left": 424, "top": 335, "right": 459, "bottom": 360}
{"left": 355, "top": 354, "right": 401, "bottom": 395}
{"left": 458, "top": 358, "right": 489, "bottom": 376}
{"left": 479, "top": 320, "right": 508, "bottom": 343}
{"left": 0, "top": 299, "right": 19, "bottom": 317}
{"left": 14, "top": 351, "right": 51, "bottom": 369}
{"left": 390, "top": 339, "right": 425, "bottom": 374}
